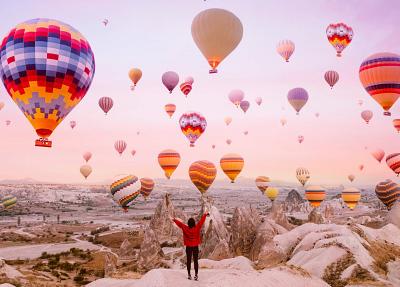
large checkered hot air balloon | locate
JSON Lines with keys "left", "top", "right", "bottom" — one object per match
{"left": 0, "top": 19, "right": 95, "bottom": 147}
{"left": 326, "top": 23, "right": 353, "bottom": 57}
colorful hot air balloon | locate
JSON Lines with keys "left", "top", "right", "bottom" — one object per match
{"left": 180, "top": 77, "right": 193, "bottom": 96}
{"left": 191, "top": 8, "right": 243, "bottom": 73}
{"left": 189, "top": 160, "right": 217, "bottom": 195}
{"left": 255, "top": 176, "right": 270, "bottom": 193}
{"left": 276, "top": 40, "right": 295, "bottom": 62}
{"left": 265, "top": 187, "right": 279, "bottom": 202}
{"left": 185, "top": 76, "right": 194, "bottom": 85}
{"left": 220, "top": 153, "right": 244, "bottom": 183}
{"left": 0, "top": 102, "right": 4, "bottom": 111}
{"left": 305, "top": 185, "right": 326, "bottom": 207}
{"left": 114, "top": 140, "right": 127, "bottom": 155}
{"left": 371, "top": 148, "right": 385, "bottom": 163}
{"left": 5, "top": 120, "right": 11, "bottom": 126}
{"left": 324, "top": 70, "right": 339, "bottom": 89}
{"left": 212, "top": 144, "right": 216, "bottom": 149}
{"left": 228, "top": 90, "right": 245, "bottom": 107}
{"left": 280, "top": 118, "right": 287, "bottom": 126}
{"left": 179, "top": 111, "right": 207, "bottom": 147}
{"left": 296, "top": 167, "right": 310, "bottom": 186}
{"left": 359, "top": 53, "right": 400, "bottom": 116}
{"left": 131, "top": 149, "right": 136, "bottom": 157}
{"left": 158, "top": 149, "right": 180, "bottom": 179}
{"left": 110, "top": 175, "right": 140, "bottom": 212}
{"left": 162, "top": 71, "right": 179, "bottom": 93}
{"left": 165, "top": 103, "right": 176, "bottom": 118}
{"left": 83, "top": 152, "right": 92, "bottom": 163}
{"left": 224, "top": 116, "right": 232, "bottom": 126}
{"left": 358, "top": 99, "right": 363, "bottom": 106}
{"left": 341, "top": 188, "right": 361, "bottom": 210}
{"left": 386, "top": 153, "right": 400, "bottom": 176}
{"left": 0, "top": 19, "right": 95, "bottom": 148}
{"left": 139, "top": 177, "right": 155, "bottom": 199}
{"left": 361, "top": 110, "right": 373, "bottom": 124}
{"left": 298, "top": 135, "right": 304, "bottom": 144}
{"left": 99, "top": 97, "right": 113, "bottom": 115}
{"left": 70, "top": 121, "right": 76, "bottom": 129}
{"left": 287, "top": 88, "right": 309, "bottom": 115}
{"left": 80, "top": 164, "right": 92, "bottom": 179}
{"left": 128, "top": 68, "right": 142, "bottom": 90}
{"left": 375, "top": 179, "right": 400, "bottom": 210}
{"left": 393, "top": 119, "right": 400, "bottom": 133}
{"left": 326, "top": 23, "right": 353, "bottom": 57}
{"left": 255, "top": 97, "right": 262, "bottom": 106}
{"left": 1, "top": 196, "right": 17, "bottom": 210}
{"left": 348, "top": 174, "right": 355, "bottom": 182}
{"left": 240, "top": 100, "right": 250, "bottom": 113}
{"left": 226, "top": 139, "right": 232, "bottom": 145}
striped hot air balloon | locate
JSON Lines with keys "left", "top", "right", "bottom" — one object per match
{"left": 114, "top": 140, "right": 127, "bottom": 155}
{"left": 189, "top": 160, "right": 217, "bottom": 195}
{"left": 386, "top": 153, "right": 400, "bottom": 175}
{"left": 165, "top": 103, "right": 176, "bottom": 118}
{"left": 393, "top": 119, "right": 400, "bottom": 133}
{"left": 375, "top": 179, "right": 400, "bottom": 209}
{"left": 305, "top": 185, "right": 326, "bottom": 207}
{"left": 99, "top": 97, "right": 113, "bottom": 115}
{"left": 264, "top": 187, "right": 279, "bottom": 202}
{"left": 158, "top": 149, "right": 181, "bottom": 179}
{"left": 180, "top": 78, "right": 193, "bottom": 96}
{"left": 276, "top": 40, "right": 295, "bottom": 62}
{"left": 326, "top": 23, "right": 353, "bottom": 57}
{"left": 110, "top": 175, "right": 140, "bottom": 212}
{"left": 179, "top": 111, "right": 207, "bottom": 147}
{"left": 341, "top": 188, "right": 361, "bottom": 210}
{"left": 359, "top": 52, "right": 400, "bottom": 116}
{"left": 220, "top": 153, "right": 244, "bottom": 183}
{"left": 1, "top": 196, "right": 17, "bottom": 210}
{"left": 255, "top": 176, "right": 270, "bottom": 193}
{"left": 371, "top": 148, "right": 385, "bottom": 163}
{"left": 139, "top": 178, "right": 155, "bottom": 199}
{"left": 296, "top": 167, "right": 310, "bottom": 186}
{"left": 287, "top": 88, "right": 309, "bottom": 115}
{"left": 324, "top": 70, "right": 339, "bottom": 89}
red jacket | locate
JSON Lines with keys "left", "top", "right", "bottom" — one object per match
{"left": 173, "top": 214, "right": 207, "bottom": 247}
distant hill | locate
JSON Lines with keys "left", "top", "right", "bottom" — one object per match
{"left": 0, "top": 178, "right": 48, "bottom": 184}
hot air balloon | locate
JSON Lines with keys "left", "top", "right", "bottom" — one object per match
{"left": 189, "top": 160, "right": 217, "bottom": 195}
{"left": 386, "top": 153, "right": 400, "bottom": 176}
{"left": 276, "top": 40, "right": 295, "bottom": 62}
{"left": 0, "top": 102, "right": 4, "bottom": 111}
{"left": 99, "top": 97, "right": 113, "bottom": 115}
{"left": 315, "top": 112, "right": 320, "bottom": 118}
{"left": 102, "top": 19, "right": 109, "bottom": 26}
{"left": 0, "top": 19, "right": 95, "bottom": 148}
{"left": 139, "top": 178, "right": 155, "bottom": 199}
{"left": 348, "top": 174, "right": 355, "bottom": 182}
{"left": 191, "top": 8, "right": 243, "bottom": 73}
{"left": 128, "top": 68, "right": 142, "bottom": 89}
{"left": 287, "top": 88, "right": 309, "bottom": 115}
{"left": 359, "top": 164, "right": 364, "bottom": 171}
{"left": 298, "top": 135, "right": 304, "bottom": 144}
{"left": 70, "top": 121, "right": 76, "bottom": 129}
{"left": 393, "top": 119, "right": 400, "bottom": 133}
{"left": 80, "top": 164, "right": 92, "bottom": 179}
{"left": 228, "top": 90, "right": 245, "bottom": 107}
{"left": 162, "top": 71, "right": 179, "bottom": 93}
{"left": 220, "top": 153, "right": 244, "bottom": 183}
{"left": 296, "top": 167, "right": 310, "bottom": 186}
{"left": 326, "top": 23, "right": 353, "bottom": 57}
{"left": 240, "top": 100, "right": 250, "bottom": 113}
{"left": 185, "top": 76, "right": 194, "bottom": 85}
{"left": 226, "top": 139, "right": 232, "bottom": 145}
{"left": 224, "top": 116, "right": 232, "bottom": 126}
{"left": 324, "top": 70, "right": 339, "bottom": 89}
{"left": 158, "top": 149, "right": 180, "bottom": 179}
{"left": 361, "top": 110, "right": 373, "bottom": 124}
{"left": 255, "top": 97, "right": 262, "bottom": 106}
{"left": 110, "top": 175, "right": 140, "bottom": 212}
{"left": 131, "top": 149, "right": 136, "bottom": 157}
{"left": 359, "top": 53, "right": 400, "bottom": 116}
{"left": 180, "top": 77, "right": 193, "bottom": 96}
{"left": 265, "top": 187, "right": 279, "bottom": 202}
{"left": 375, "top": 179, "right": 400, "bottom": 210}
{"left": 114, "top": 140, "right": 127, "bottom": 155}
{"left": 371, "top": 148, "right": 385, "bottom": 163}
{"left": 305, "top": 185, "right": 326, "bottom": 207}
{"left": 1, "top": 196, "right": 17, "bottom": 210}
{"left": 280, "top": 118, "right": 287, "bottom": 126}
{"left": 358, "top": 100, "right": 363, "bottom": 106}
{"left": 179, "top": 111, "right": 207, "bottom": 147}
{"left": 5, "top": 120, "right": 11, "bottom": 126}
{"left": 341, "top": 188, "right": 361, "bottom": 210}
{"left": 255, "top": 176, "right": 270, "bottom": 193}
{"left": 83, "top": 152, "right": 92, "bottom": 163}
{"left": 165, "top": 103, "right": 176, "bottom": 118}
{"left": 212, "top": 144, "right": 216, "bottom": 149}
{"left": 243, "top": 130, "right": 248, "bottom": 135}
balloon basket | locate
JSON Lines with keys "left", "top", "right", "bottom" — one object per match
{"left": 209, "top": 69, "right": 218, "bottom": 74}
{"left": 35, "top": 138, "right": 52, "bottom": 148}
{"left": 384, "top": 111, "right": 391, "bottom": 116}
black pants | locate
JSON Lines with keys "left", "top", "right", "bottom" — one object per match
{"left": 186, "top": 246, "right": 199, "bottom": 276}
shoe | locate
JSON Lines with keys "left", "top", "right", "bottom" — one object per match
{"left": 188, "top": 275, "right": 192, "bottom": 280}
{"left": 194, "top": 275, "right": 198, "bottom": 281}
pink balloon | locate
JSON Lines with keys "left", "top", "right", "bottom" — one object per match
{"left": 70, "top": 121, "right": 76, "bottom": 129}
{"left": 99, "top": 97, "right": 113, "bottom": 115}
{"left": 131, "top": 150, "right": 136, "bottom": 157}
{"left": 226, "top": 139, "right": 232, "bottom": 145}
{"left": 83, "top": 152, "right": 92, "bottom": 163}
{"left": 359, "top": 164, "right": 364, "bottom": 171}
{"left": 5, "top": 120, "right": 11, "bottom": 126}
{"left": 243, "top": 131, "right": 248, "bottom": 135}
{"left": 184, "top": 76, "right": 194, "bottom": 85}
{"left": 228, "top": 90, "right": 245, "bottom": 107}
{"left": 371, "top": 148, "right": 385, "bottom": 163}
{"left": 255, "top": 97, "right": 262, "bottom": 106}
{"left": 162, "top": 71, "right": 179, "bottom": 93}
{"left": 114, "top": 140, "right": 127, "bottom": 155}
{"left": 324, "top": 70, "right": 339, "bottom": 88}
{"left": 212, "top": 145, "right": 216, "bottom": 149}
{"left": 240, "top": 100, "right": 250, "bottom": 113}
{"left": 361, "top": 110, "right": 373, "bottom": 124}
{"left": 298, "top": 135, "right": 304, "bottom": 144}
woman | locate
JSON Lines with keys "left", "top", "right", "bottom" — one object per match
{"left": 171, "top": 210, "right": 209, "bottom": 281}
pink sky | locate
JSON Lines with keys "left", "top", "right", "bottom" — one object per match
{"left": 0, "top": 0, "right": 399, "bottom": 185}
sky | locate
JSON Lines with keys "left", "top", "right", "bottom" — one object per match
{"left": 0, "top": 0, "right": 399, "bottom": 186}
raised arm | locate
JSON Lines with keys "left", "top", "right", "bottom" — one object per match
{"left": 173, "top": 218, "right": 185, "bottom": 229}
{"left": 196, "top": 213, "right": 208, "bottom": 230}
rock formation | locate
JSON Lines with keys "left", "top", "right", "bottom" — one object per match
{"left": 118, "top": 238, "right": 137, "bottom": 259}
{"left": 268, "top": 203, "right": 293, "bottom": 230}
{"left": 283, "top": 189, "right": 309, "bottom": 213}
{"left": 308, "top": 208, "right": 325, "bottom": 224}
{"left": 138, "top": 226, "right": 165, "bottom": 271}
{"left": 387, "top": 201, "right": 400, "bottom": 229}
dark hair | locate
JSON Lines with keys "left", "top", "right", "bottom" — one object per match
{"left": 187, "top": 218, "right": 195, "bottom": 228}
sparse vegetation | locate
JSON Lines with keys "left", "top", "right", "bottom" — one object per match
{"left": 322, "top": 252, "right": 356, "bottom": 287}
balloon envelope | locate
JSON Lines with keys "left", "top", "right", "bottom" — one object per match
{"left": 361, "top": 110, "right": 373, "bottom": 124}
{"left": 139, "top": 177, "right": 155, "bottom": 199}
{"left": 110, "top": 175, "right": 140, "bottom": 211}
{"left": 255, "top": 176, "right": 270, "bottom": 193}
{"left": 324, "top": 70, "right": 339, "bottom": 88}
{"left": 296, "top": 167, "right": 310, "bottom": 186}
{"left": 162, "top": 71, "right": 179, "bottom": 93}
{"left": 305, "top": 185, "right": 326, "bottom": 207}
{"left": 99, "top": 97, "right": 113, "bottom": 115}
{"left": 276, "top": 40, "right": 295, "bottom": 62}
{"left": 375, "top": 179, "right": 400, "bottom": 210}
{"left": 1, "top": 195, "right": 17, "bottom": 210}
{"left": 179, "top": 111, "right": 207, "bottom": 147}
{"left": 220, "top": 153, "right": 244, "bottom": 183}
{"left": 265, "top": 187, "right": 279, "bottom": 202}
{"left": 393, "top": 119, "right": 400, "bottom": 133}
{"left": 80, "top": 164, "right": 92, "bottom": 179}
{"left": 341, "top": 188, "right": 361, "bottom": 210}
{"left": 83, "top": 152, "right": 92, "bottom": 163}
{"left": 326, "top": 23, "right": 353, "bottom": 56}
{"left": 386, "top": 153, "right": 400, "bottom": 175}
{"left": 165, "top": 103, "right": 176, "bottom": 118}
{"left": 70, "top": 121, "right": 76, "bottom": 129}
{"left": 240, "top": 100, "right": 250, "bottom": 113}
{"left": 371, "top": 149, "right": 385, "bottom": 162}
{"left": 255, "top": 97, "right": 262, "bottom": 106}
{"left": 224, "top": 117, "right": 232, "bottom": 126}
{"left": 158, "top": 149, "right": 180, "bottom": 179}
{"left": 114, "top": 140, "right": 127, "bottom": 155}
{"left": 228, "top": 90, "right": 245, "bottom": 107}
{"left": 348, "top": 174, "right": 355, "bottom": 182}
{"left": 189, "top": 160, "right": 217, "bottom": 194}
{"left": 287, "top": 88, "right": 309, "bottom": 114}
{"left": 128, "top": 68, "right": 142, "bottom": 86}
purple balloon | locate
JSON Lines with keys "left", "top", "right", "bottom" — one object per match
{"left": 162, "top": 71, "right": 179, "bottom": 93}
{"left": 240, "top": 100, "right": 250, "bottom": 113}
{"left": 287, "top": 87, "right": 309, "bottom": 115}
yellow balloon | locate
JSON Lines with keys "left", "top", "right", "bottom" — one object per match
{"left": 264, "top": 187, "right": 279, "bottom": 202}
{"left": 191, "top": 9, "right": 243, "bottom": 73}
{"left": 341, "top": 188, "right": 361, "bottom": 210}
{"left": 220, "top": 153, "right": 244, "bottom": 183}
{"left": 128, "top": 68, "right": 142, "bottom": 87}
